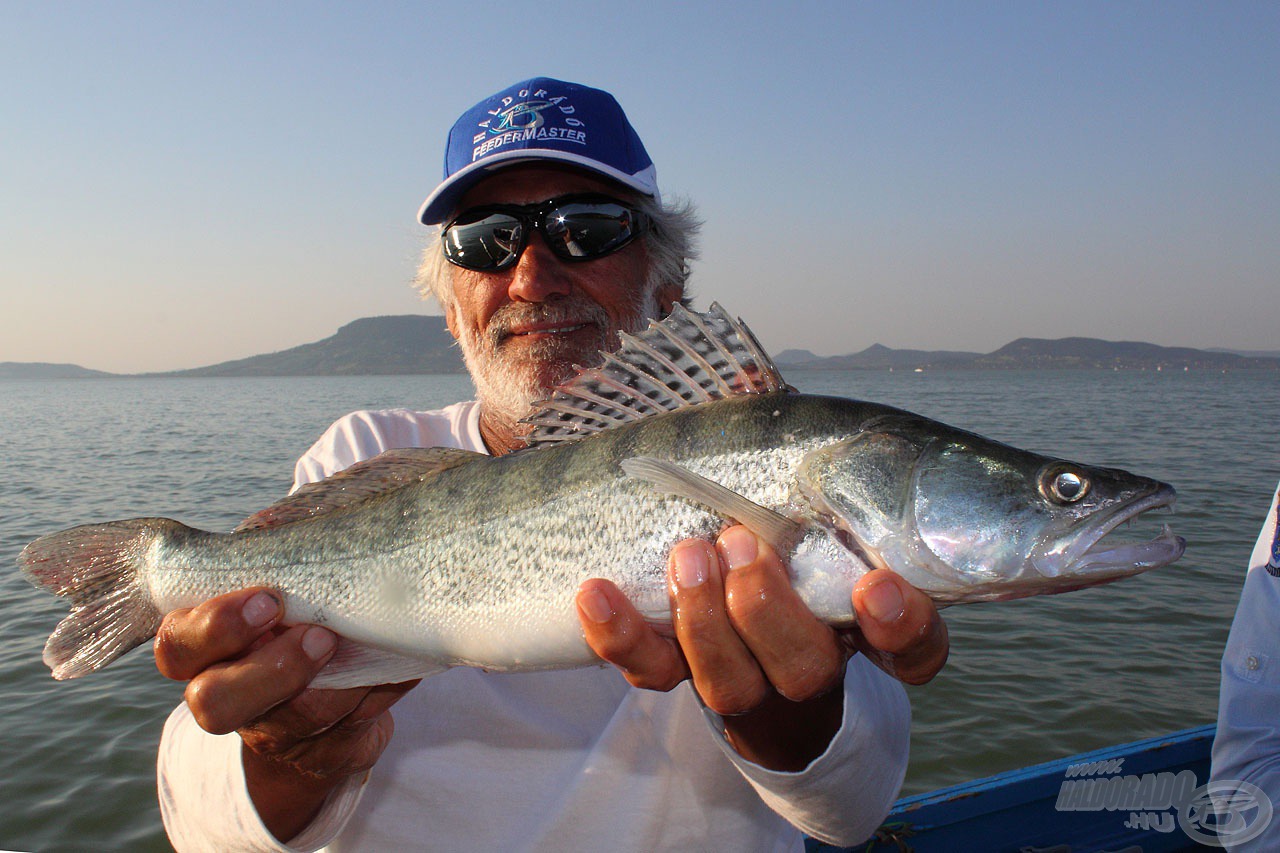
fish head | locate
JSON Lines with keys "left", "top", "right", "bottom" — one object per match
{"left": 797, "top": 417, "right": 1186, "bottom": 604}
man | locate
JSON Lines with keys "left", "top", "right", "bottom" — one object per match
{"left": 1211, "top": 479, "right": 1280, "bottom": 850}
{"left": 155, "top": 77, "right": 950, "bottom": 851}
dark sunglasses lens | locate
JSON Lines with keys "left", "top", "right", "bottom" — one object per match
{"left": 444, "top": 213, "right": 524, "bottom": 270}
{"left": 542, "top": 202, "right": 639, "bottom": 259}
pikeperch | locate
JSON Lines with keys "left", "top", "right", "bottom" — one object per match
{"left": 19, "top": 304, "right": 1186, "bottom": 688}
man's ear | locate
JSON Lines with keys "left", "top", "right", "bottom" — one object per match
{"left": 657, "top": 283, "right": 683, "bottom": 317}
{"left": 444, "top": 301, "right": 460, "bottom": 340}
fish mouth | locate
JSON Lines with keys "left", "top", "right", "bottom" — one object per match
{"left": 1034, "top": 486, "right": 1186, "bottom": 579}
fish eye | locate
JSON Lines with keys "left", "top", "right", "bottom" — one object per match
{"left": 1041, "top": 467, "right": 1090, "bottom": 504}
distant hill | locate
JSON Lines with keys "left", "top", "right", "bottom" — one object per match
{"left": 7, "top": 320, "right": 1278, "bottom": 378}
{"left": 972, "top": 338, "right": 1277, "bottom": 370}
{"left": 0, "top": 362, "right": 115, "bottom": 379}
{"left": 1208, "top": 347, "right": 1280, "bottom": 359}
{"left": 774, "top": 349, "right": 821, "bottom": 366}
{"left": 783, "top": 338, "right": 1280, "bottom": 371}
{"left": 156, "top": 315, "right": 466, "bottom": 377}
{"left": 804, "top": 343, "right": 982, "bottom": 370}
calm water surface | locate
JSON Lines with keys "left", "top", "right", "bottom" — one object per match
{"left": 1, "top": 370, "right": 1275, "bottom": 850}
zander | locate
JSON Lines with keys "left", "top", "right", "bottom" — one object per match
{"left": 19, "top": 304, "right": 1186, "bottom": 688}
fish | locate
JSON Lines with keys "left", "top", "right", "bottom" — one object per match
{"left": 19, "top": 304, "right": 1186, "bottom": 688}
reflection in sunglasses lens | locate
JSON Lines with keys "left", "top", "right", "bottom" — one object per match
{"left": 443, "top": 196, "right": 644, "bottom": 272}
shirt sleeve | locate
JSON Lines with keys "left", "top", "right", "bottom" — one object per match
{"left": 1211, "top": 482, "right": 1280, "bottom": 851}
{"left": 157, "top": 703, "right": 366, "bottom": 852}
{"left": 698, "top": 655, "right": 910, "bottom": 846}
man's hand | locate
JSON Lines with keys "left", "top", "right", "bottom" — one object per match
{"left": 154, "top": 587, "right": 418, "bottom": 842}
{"left": 575, "top": 526, "right": 949, "bottom": 771}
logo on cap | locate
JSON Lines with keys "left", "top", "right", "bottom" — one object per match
{"left": 469, "top": 86, "right": 587, "bottom": 163}
{"left": 486, "top": 99, "right": 553, "bottom": 133}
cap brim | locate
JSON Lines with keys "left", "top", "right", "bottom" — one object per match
{"left": 418, "top": 150, "right": 658, "bottom": 225}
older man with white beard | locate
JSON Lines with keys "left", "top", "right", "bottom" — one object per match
{"left": 154, "top": 78, "right": 950, "bottom": 852}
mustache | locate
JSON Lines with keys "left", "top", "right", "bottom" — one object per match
{"left": 486, "top": 298, "right": 611, "bottom": 345}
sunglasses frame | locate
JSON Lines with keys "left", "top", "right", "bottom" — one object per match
{"left": 441, "top": 193, "right": 649, "bottom": 272}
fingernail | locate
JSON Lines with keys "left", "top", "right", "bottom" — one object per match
{"left": 242, "top": 592, "right": 280, "bottom": 628}
{"left": 719, "top": 527, "right": 757, "bottom": 571}
{"left": 578, "top": 588, "right": 614, "bottom": 624}
{"left": 672, "top": 543, "right": 708, "bottom": 589}
{"left": 302, "top": 627, "right": 336, "bottom": 661}
{"left": 862, "top": 579, "right": 905, "bottom": 623}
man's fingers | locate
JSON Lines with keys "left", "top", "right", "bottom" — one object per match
{"left": 669, "top": 539, "right": 770, "bottom": 714}
{"left": 716, "top": 527, "right": 845, "bottom": 703}
{"left": 155, "top": 587, "right": 283, "bottom": 680}
{"left": 239, "top": 679, "right": 420, "bottom": 778}
{"left": 246, "top": 707, "right": 399, "bottom": 783}
{"left": 184, "top": 624, "right": 338, "bottom": 735}
{"left": 347, "top": 680, "right": 421, "bottom": 723}
{"left": 238, "top": 683, "right": 369, "bottom": 753}
{"left": 851, "top": 569, "right": 950, "bottom": 685}
{"left": 576, "top": 579, "right": 688, "bottom": 692}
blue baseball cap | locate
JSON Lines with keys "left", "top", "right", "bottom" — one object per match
{"left": 418, "top": 77, "right": 659, "bottom": 225}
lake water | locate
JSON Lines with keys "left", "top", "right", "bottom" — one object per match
{"left": 1, "top": 369, "right": 1276, "bottom": 851}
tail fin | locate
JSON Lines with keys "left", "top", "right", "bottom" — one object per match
{"left": 18, "top": 518, "right": 180, "bottom": 679}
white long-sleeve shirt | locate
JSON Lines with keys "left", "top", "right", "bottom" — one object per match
{"left": 158, "top": 402, "right": 911, "bottom": 852}
{"left": 1211, "top": 480, "right": 1280, "bottom": 851}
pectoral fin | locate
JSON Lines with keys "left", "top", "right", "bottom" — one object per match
{"left": 310, "top": 639, "right": 448, "bottom": 689}
{"left": 621, "top": 456, "right": 803, "bottom": 553}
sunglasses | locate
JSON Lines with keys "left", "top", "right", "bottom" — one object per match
{"left": 442, "top": 193, "right": 649, "bottom": 272}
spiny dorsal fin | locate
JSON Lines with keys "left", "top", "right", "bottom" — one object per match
{"left": 234, "top": 446, "right": 483, "bottom": 532}
{"left": 521, "top": 303, "right": 791, "bottom": 446}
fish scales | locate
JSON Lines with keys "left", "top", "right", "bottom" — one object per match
{"left": 143, "top": 395, "right": 857, "bottom": 668}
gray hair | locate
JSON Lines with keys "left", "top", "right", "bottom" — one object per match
{"left": 413, "top": 194, "right": 702, "bottom": 311}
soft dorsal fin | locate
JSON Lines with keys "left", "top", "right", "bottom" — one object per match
{"left": 234, "top": 446, "right": 483, "bottom": 532}
{"left": 521, "top": 303, "right": 791, "bottom": 446}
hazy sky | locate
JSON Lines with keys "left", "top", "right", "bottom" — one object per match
{"left": 3, "top": 2, "right": 1276, "bottom": 373}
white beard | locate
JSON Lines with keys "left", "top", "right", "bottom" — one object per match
{"left": 456, "top": 287, "right": 661, "bottom": 428}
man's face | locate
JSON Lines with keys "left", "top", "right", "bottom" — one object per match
{"left": 444, "top": 165, "right": 673, "bottom": 423}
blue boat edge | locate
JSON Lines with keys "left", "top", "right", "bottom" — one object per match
{"left": 808, "top": 724, "right": 1216, "bottom": 853}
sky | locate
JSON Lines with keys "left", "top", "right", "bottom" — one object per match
{"left": 2, "top": 2, "right": 1277, "bottom": 373}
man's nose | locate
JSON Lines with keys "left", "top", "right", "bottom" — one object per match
{"left": 507, "top": 234, "right": 572, "bottom": 303}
